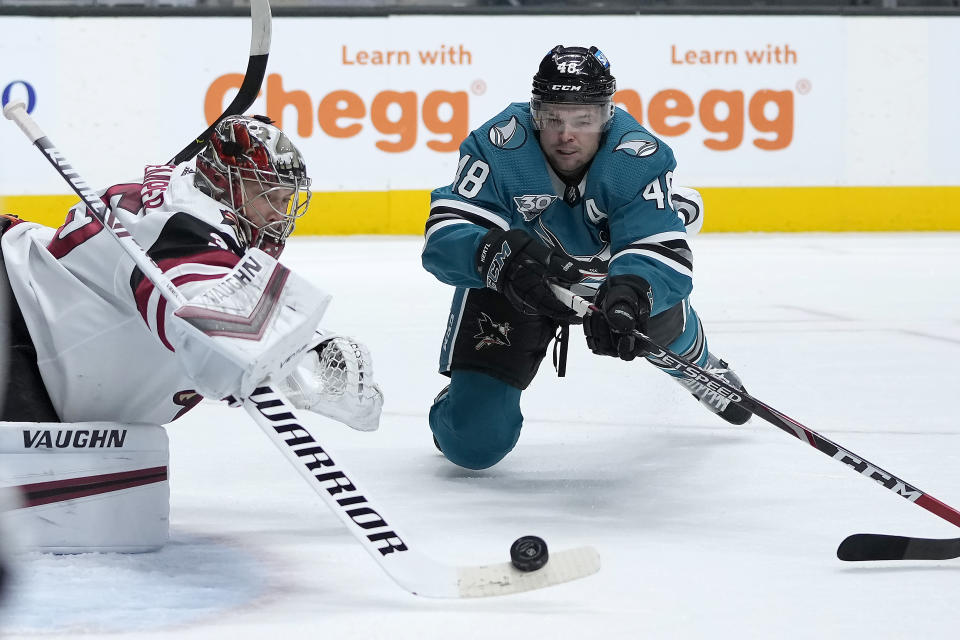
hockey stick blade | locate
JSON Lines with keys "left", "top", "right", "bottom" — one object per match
{"left": 244, "top": 386, "right": 600, "bottom": 597}
{"left": 167, "top": 0, "right": 272, "bottom": 165}
{"left": 838, "top": 534, "right": 960, "bottom": 562}
{"left": 453, "top": 546, "right": 600, "bottom": 597}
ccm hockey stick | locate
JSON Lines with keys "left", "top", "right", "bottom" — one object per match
{"left": 550, "top": 284, "right": 960, "bottom": 562}
{"left": 3, "top": 102, "right": 601, "bottom": 597}
{"left": 167, "top": 0, "right": 272, "bottom": 166}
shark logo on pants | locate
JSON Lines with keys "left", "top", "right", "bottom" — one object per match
{"left": 474, "top": 313, "right": 512, "bottom": 350}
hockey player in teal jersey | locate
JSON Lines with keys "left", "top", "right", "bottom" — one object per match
{"left": 422, "top": 45, "right": 749, "bottom": 470}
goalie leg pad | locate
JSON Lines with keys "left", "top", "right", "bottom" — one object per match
{"left": 0, "top": 421, "right": 169, "bottom": 553}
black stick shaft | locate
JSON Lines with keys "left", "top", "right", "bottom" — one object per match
{"left": 641, "top": 338, "right": 960, "bottom": 528}
{"left": 548, "top": 284, "right": 960, "bottom": 532}
{"left": 167, "top": 0, "right": 271, "bottom": 166}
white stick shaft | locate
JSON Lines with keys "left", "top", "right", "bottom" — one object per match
{"left": 549, "top": 282, "right": 596, "bottom": 317}
{"left": 3, "top": 101, "right": 42, "bottom": 141}
{"left": 243, "top": 386, "right": 601, "bottom": 598}
{"left": 250, "top": 0, "right": 272, "bottom": 55}
{"left": 3, "top": 101, "right": 188, "bottom": 309}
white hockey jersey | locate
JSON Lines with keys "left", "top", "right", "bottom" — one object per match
{"left": 2, "top": 162, "right": 251, "bottom": 424}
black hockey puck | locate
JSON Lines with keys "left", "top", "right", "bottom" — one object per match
{"left": 510, "top": 535, "right": 549, "bottom": 572}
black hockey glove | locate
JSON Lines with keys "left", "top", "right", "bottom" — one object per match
{"left": 584, "top": 275, "right": 653, "bottom": 361}
{"left": 476, "top": 228, "right": 580, "bottom": 320}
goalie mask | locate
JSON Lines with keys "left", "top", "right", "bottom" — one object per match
{"left": 531, "top": 45, "right": 616, "bottom": 134}
{"left": 195, "top": 115, "right": 311, "bottom": 256}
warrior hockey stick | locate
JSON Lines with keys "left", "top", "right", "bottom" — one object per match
{"left": 167, "top": 0, "right": 272, "bottom": 166}
{"left": 243, "top": 385, "right": 601, "bottom": 596}
{"left": 550, "top": 284, "right": 960, "bottom": 562}
{"left": 3, "top": 102, "right": 601, "bottom": 597}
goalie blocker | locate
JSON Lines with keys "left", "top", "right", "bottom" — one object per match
{"left": 0, "top": 422, "right": 169, "bottom": 553}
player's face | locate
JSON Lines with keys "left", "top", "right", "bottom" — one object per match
{"left": 239, "top": 178, "right": 294, "bottom": 228}
{"left": 537, "top": 104, "right": 604, "bottom": 177}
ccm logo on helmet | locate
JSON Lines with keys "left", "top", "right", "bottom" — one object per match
{"left": 550, "top": 85, "right": 582, "bottom": 91}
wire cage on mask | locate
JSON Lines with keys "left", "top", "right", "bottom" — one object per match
{"left": 195, "top": 114, "right": 311, "bottom": 255}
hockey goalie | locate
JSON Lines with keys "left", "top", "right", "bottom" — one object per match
{"left": 0, "top": 115, "right": 383, "bottom": 552}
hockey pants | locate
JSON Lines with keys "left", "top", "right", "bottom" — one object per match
{"left": 429, "top": 302, "right": 712, "bottom": 470}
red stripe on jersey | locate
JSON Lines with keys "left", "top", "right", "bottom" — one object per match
{"left": 156, "top": 296, "right": 173, "bottom": 352}
{"left": 133, "top": 248, "right": 241, "bottom": 329}
{"left": 170, "top": 272, "right": 223, "bottom": 288}
{"left": 154, "top": 272, "right": 226, "bottom": 351}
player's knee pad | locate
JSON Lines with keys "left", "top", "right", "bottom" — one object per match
{"left": 0, "top": 422, "right": 169, "bottom": 553}
{"left": 429, "top": 371, "right": 522, "bottom": 470}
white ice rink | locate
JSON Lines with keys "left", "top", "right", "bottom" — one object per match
{"left": 2, "top": 233, "right": 959, "bottom": 639}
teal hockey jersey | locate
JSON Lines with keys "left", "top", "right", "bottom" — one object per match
{"left": 422, "top": 102, "right": 693, "bottom": 316}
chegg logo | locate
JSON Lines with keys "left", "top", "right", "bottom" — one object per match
{"left": 205, "top": 74, "right": 792, "bottom": 154}
{"left": 615, "top": 88, "right": 794, "bottom": 150}
{"left": 205, "top": 73, "right": 467, "bottom": 153}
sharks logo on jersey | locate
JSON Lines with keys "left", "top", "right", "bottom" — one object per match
{"left": 614, "top": 131, "right": 659, "bottom": 158}
{"left": 474, "top": 313, "right": 512, "bottom": 350}
{"left": 488, "top": 116, "right": 527, "bottom": 150}
{"left": 513, "top": 194, "right": 559, "bottom": 221}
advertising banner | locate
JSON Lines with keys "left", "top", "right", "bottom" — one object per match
{"left": 1, "top": 14, "right": 958, "bottom": 231}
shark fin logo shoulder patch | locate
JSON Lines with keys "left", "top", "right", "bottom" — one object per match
{"left": 488, "top": 115, "right": 527, "bottom": 150}
{"left": 614, "top": 131, "right": 659, "bottom": 158}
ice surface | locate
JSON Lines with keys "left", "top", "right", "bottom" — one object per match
{"left": 2, "top": 233, "right": 959, "bottom": 639}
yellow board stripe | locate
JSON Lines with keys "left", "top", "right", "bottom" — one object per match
{"left": 698, "top": 186, "right": 960, "bottom": 232}
{"left": 2, "top": 186, "right": 958, "bottom": 234}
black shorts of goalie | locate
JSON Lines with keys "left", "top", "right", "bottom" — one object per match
{"left": 0, "top": 214, "right": 59, "bottom": 422}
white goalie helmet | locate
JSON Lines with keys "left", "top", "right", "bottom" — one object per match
{"left": 195, "top": 115, "right": 311, "bottom": 256}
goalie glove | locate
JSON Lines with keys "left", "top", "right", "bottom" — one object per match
{"left": 275, "top": 335, "right": 384, "bottom": 432}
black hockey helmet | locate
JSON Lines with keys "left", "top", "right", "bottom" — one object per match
{"left": 531, "top": 45, "right": 616, "bottom": 132}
